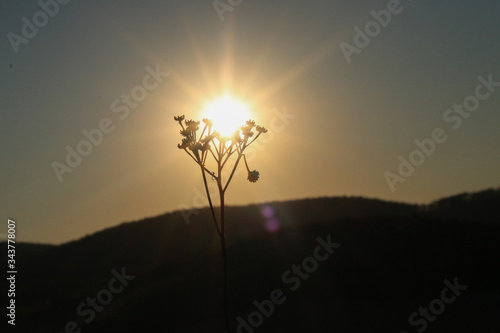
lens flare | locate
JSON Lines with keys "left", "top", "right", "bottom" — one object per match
{"left": 261, "top": 205, "right": 280, "bottom": 233}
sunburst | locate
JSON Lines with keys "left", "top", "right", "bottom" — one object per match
{"left": 201, "top": 94, "right": 251, "bottom": 137}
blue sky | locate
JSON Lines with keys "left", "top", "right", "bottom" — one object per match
{"left": 1, "top": 0, "right": 499, "bottom": 243}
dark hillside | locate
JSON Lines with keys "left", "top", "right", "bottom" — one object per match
{"left": 9, "top": 189, "right": 500, "bottom": 332}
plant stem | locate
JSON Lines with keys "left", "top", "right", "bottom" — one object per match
{"left": 201, "top": 166, "right": 220, "bottom": 237}
{"left": 223, "top": 153, "right": 243, "bottom": 193}
{"left": 219, "top": 181, "right": 231, "bottom": 333}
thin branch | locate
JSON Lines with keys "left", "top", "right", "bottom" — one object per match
{"left": 201, "top": 166, "right": 221, "bottom": 237}
{"left": 213, "top": 138, "right": 221, "bottom": 157}
{"left": 243, "top": 154, "right": 250, "bottom": 172}
{"left": 218, "top": 139, "right": 223, "bottom": 161}
{"left": 201, "top": 165, "right": 217, "bottom": 179}
{"left": 202, "top": 148, "right": 209, "bottom": 165}
{"left": 199, "top": 123, "right": 207, "bottom": 139}
{"left": 223, "top": 153, "right": 244, "bottom": 193}
{"left": 246, "top": 132, "right": 262, "bottom": 146}
{"left": 221, "top": 145, "right": 236, "bottom": 169}
{"left": 209, "top": 146, "right": 219, "bottom": 163}
{"left": 183, "top": 148, "right": 199, "bottom": 164}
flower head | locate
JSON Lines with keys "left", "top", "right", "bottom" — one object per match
{"left": 256, "top": 125, "right": 268, "bottom": 133}
{"left": 201, "top": 134, "right": 215, "bottom": 143}
{"left": 185, "top": 119, "right": 200, "bottom": 131}
{"left": 190, "top": 142, "right": 202, "bottom": 151}
{"left": 201, "top": 141, "right": 211, "bottom": 152}
{"left": 203, "top": 118, "right": 213, "bottom": 127}
{"left": 212, "top": 131, "right": 221, "bottom": 140}
{"left": 247, "top": 170, "right": 260, "bottom": 183}
{"left": 177, "top": 137, "right": 192, "bottom": 149}
{"left": 174, "top": 115, "right": 185, "bottom": 122}
{"left": 189, "top": 142, "right": 203, "bottom": 160}
{"left": 180, "top": 129, "right": 192, "bottom": 137}
{"left": 241, "top": 125, "right": 254, "bottom": 138}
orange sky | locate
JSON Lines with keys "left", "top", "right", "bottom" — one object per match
{"left": 1, "top": 0, "right": 499, "bottom": 244}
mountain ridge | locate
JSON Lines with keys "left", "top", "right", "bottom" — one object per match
{"left": 9, "top": 187, "right": 499, "bottom": 248}
{"left": 6, "top": 187, "right": 500, "bottom": 332}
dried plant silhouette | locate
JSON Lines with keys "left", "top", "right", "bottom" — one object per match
{"left": 174, "top": 115, "right": 267, "bottom": 332}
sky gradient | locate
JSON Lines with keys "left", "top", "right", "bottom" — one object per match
{"left": 1, "top": 0, "right": 499, "bottom": 244}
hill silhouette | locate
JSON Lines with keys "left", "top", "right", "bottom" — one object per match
{"left": 5, "top": 188, "right": 500, "bottom": 332}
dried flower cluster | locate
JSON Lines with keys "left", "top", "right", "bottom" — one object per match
{"left": 174, "top": 115, "right": 267, "bottom": 186}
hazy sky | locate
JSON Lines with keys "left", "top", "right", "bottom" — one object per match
{"left": 1, "top": 0, "right": 499, "bottom": 244}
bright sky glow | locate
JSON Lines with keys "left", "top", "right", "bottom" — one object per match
{"left": 201, "top": 94, "right": 251, "bottom": 137}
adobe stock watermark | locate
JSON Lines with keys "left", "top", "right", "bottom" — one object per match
{"left": 49, "top": 267, "right": 135, "bottom": 333}
{"left": 51, "top": 64, "right": 169, "bottom": 182}
{"left": 234, "top": 234, "right": 340, "bottom": 333}
{"left": 213, "top": 0, "right": 244, "bottom": 22}
{"left": 7, "top": 0, "right": 72, "bottom": 54}
{"left": 385, "top": 74, "right": 499, "bottom": 192}
{"left": 340, "top": 0, "right": 412, "bottom": 64}
{"left": 178, "top": 106, "right": 296, "bottom": 225}
{"left": 400, "top": 277, "right": 467, "bottom": 333}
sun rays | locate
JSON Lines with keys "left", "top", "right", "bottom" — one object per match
{"left": 201, "top": 94, "right": 251, "bottom": 136}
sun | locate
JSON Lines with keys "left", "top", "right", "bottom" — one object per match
{"left": 201, "top": 94, "right": 251, "bottom": 137}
